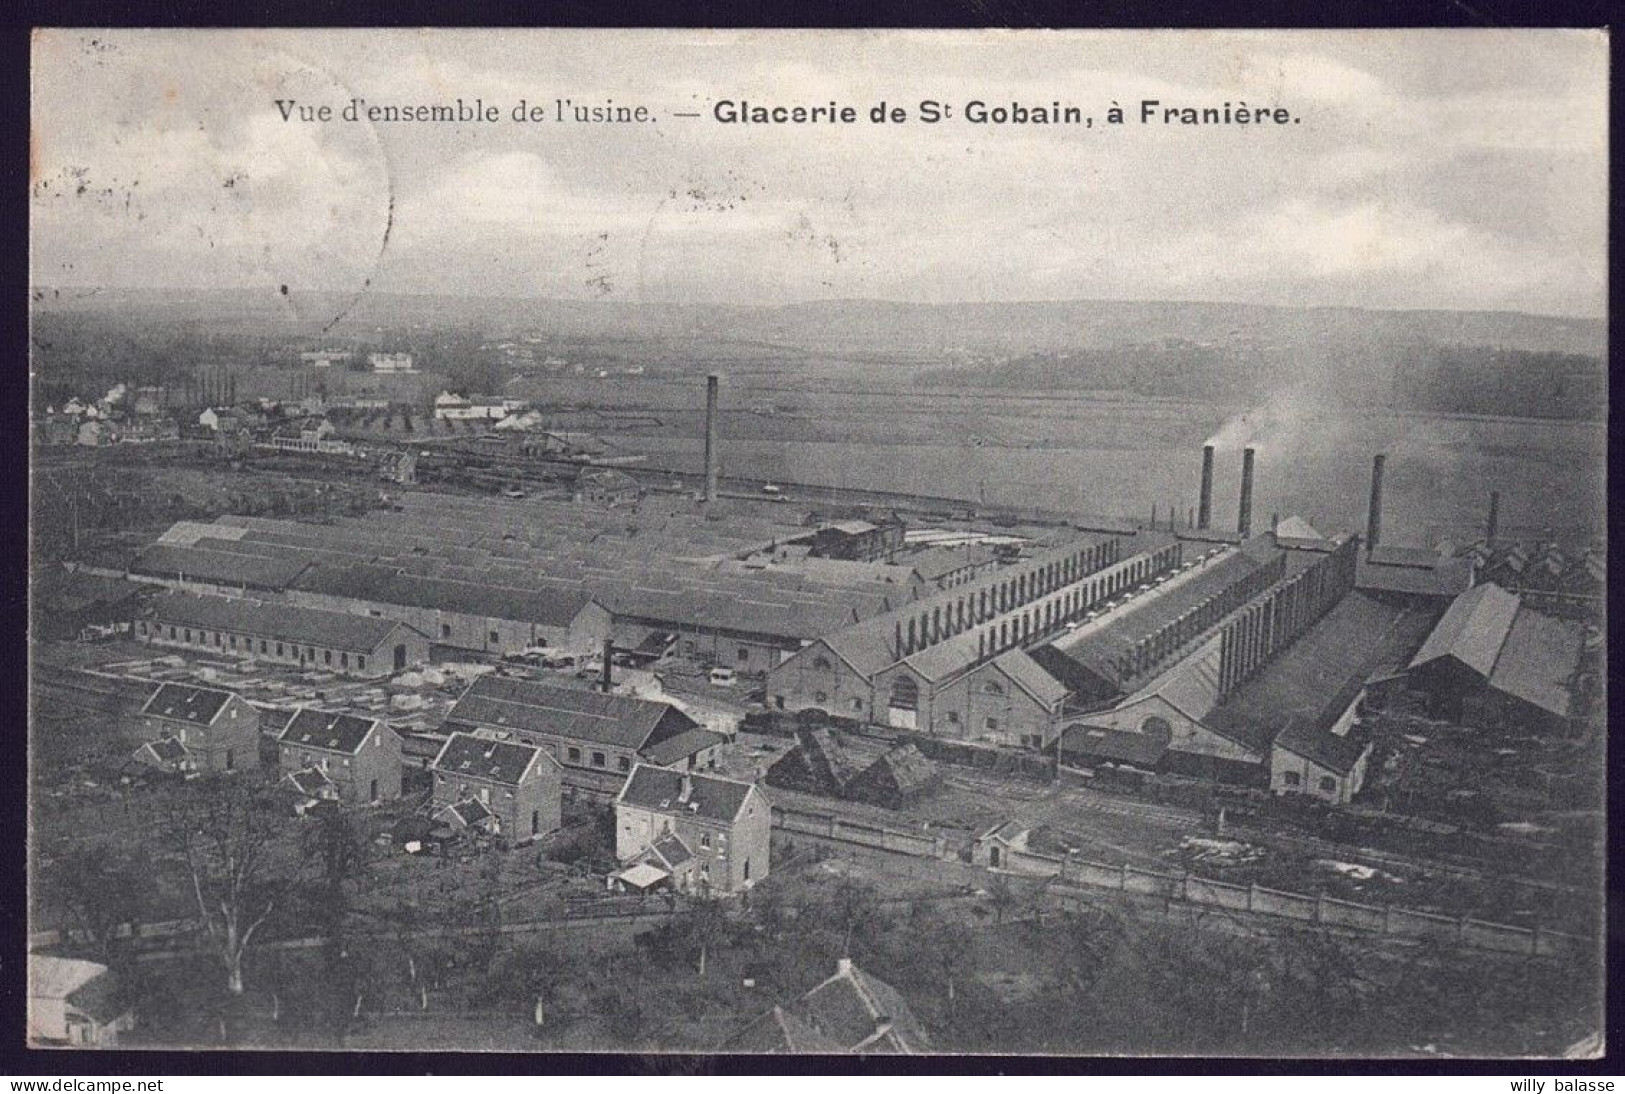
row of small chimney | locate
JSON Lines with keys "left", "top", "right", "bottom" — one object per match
{"left": 1197, "top": 446, "right": 1502, "bottom": 549}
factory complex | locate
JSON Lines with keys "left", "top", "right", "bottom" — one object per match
{"left": 70, "top": 382, "right": 1592, "bottom": 802}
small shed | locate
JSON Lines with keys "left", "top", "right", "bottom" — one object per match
{"left": 844, "top": 743, "right": 941, "bottom": 809}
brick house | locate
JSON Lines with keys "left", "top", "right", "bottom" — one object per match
{"left": 134, "top": 682, "right": 260, "bottom": 775}
{"left": 276, "top": 709, "right": 402, "bottom": 805}
{"left": 612, "top": 765, "right": 770, "bottom": 895}
{"left": 429, "top": 732, "right": 562, "bottom": 843}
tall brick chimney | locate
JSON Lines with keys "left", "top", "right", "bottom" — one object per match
{"left": 1198, "top": 445, "right": 1215, "bottom": 530}
{"left": 1238, "top": 448, "right": 1255, "bottom": 538}
{"left": 703, "top": 374, "right": 720, "bottom": 503}
{"left": 1366, "top": 453, "right": 1386, "bottom": 553}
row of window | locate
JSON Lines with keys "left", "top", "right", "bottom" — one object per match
{"left": 142, "top": 621, "right": 367, "bottom": 671}
{"left": 1280, "top": 770, "right": 1339, "bottom": 793}
{"left": 562, "top": 745, "right": 632, "bottom": 772}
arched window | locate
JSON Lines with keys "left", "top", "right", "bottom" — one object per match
{"left": 812, "top": 656, "right": 832, "bottom": 671}
{"left": 889, "top": 676, "right": 920, "bottom": 711}
{"left": 982, "top": 680, "right": 1005, "bottom": 697}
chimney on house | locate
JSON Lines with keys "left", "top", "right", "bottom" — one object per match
{"left": 703, "top": 374, "right": 721, "bottom": 503}
{"left": 1366, "top": 453, "right": 1386, "bottom": 554}
{"left": 1198, "top": 445, "right": 1215, "bottom": 530}
{"left": 836, "top": 957, "right": 853, "bottom": 976}
{"left": 1487, "top": 490, "right": 1501, "bottom": 542}
{"left": 600, "top": 636, "right": 614, "bottom": 694}
{"left": 678, "top": 773, "right": 693, "bottom": 804}
{"left": 1238, "top": 448, "right": 1256, "bottom": 538}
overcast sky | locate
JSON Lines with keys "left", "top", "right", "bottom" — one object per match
{"left": 31, "top": 29, "right": 1608, "bottom": 316}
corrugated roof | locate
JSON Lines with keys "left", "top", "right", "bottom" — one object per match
{"left": 1487, "top": 607, "right": 1585, "bottom": 718}
{"left": 139, "top": 682, "right": 233, "bottom": 725}
{"left": 616, "top": 763, "right": 756, "bottom": 824}
{"left": 282, "top": 765, "right": 336, "bottom": 797}
{"left": 430, "top": 732, "right": 549, "bottom": 785}
{"left": 1409, "top": 583, "right": 1521, "bottom": 677}
{"left": 149, "top": 591, "right": 410, "bottom": 653}
{"left": 1357, "top": 554, "right": 1475, "bottom": 598}
{"left": 279, "top": 708, "right": 378, "bottom": 753}
{"left": 441, "top": 797, "right": 495, "bottom": 828}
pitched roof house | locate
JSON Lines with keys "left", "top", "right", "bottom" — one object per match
{"left": 613, "top": 764, "right": 771, "bottom": 895}
{"left": 429, "top": 731, "right": 563, "bottom": 842}
{"left": 136, "top": 682, "right": 260, "bottom": 775}
{"left": 276, "top": 708, "right": 403, "bottom": 805}
{"left": 28, "top": 956, "right": 134, "bottom": 1047}
{"left": 724, "top": 958, "right": 931, "bottom": 1054}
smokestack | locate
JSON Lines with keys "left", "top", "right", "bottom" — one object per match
{"left": 1238, "top": 448, "right": 1255, "bottom": 538}
{"left": 1198, "top": 445, "right": 1215, "bottom": 530}
{"left": 703, "top": 374, "right": 720, "bottom": 503}
{"left": 601, "top": 636, "right": 614, "bottom": 694}
{"left": 1487, "top": 490, "right": 1500, "bottom": 542}
{"left": 1366, "top": 454, "right": 1386, "bottom": 554}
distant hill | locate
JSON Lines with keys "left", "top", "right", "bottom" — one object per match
{"left": 30, "top": 288, "right": 1606, "bottom": 420}
{"left": 32, "top": 288, "right": 1605, "bottom": 356}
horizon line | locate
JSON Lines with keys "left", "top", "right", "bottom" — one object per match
{"left": 29, "top": 285, "right": 1607, "bottom": 325}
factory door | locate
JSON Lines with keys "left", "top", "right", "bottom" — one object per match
{"left": 887, "top": 676, "right": 919, "bottom": 731}
{"left": 393, "top": 644, "right": 408, "bottom": 671}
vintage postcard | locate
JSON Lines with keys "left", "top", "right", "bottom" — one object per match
{"left": 27, "top": 28, "right": 1606, "bottom": 1057}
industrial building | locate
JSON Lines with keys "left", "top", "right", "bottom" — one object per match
{"left": 441, "top": 676, "right": 727, "bottom": 798}
{"left": 1397, "top": 582, "right": 1588, "bottom": 733}
{"left": 138, "top": 591, "right": 431, "bottom": 677}
{"left": 1042, "top": 533, "right": 1360, "bottom": 780}
{"left": 287, "top": 563, "right": 611, "bottom": 658}
{"left": 767, "top": 529, "right": 1183, "bottom": 748}
{"left": 127, "top": 489, "right": 908, "bottom": 675}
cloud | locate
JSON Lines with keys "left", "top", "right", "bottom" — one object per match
{"left": 29, "top": 28, "right": 1608, "bottom": 316}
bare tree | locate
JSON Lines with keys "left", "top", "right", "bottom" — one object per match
{"left": 170, "top": 777, "right": 290, "bottom": 995}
